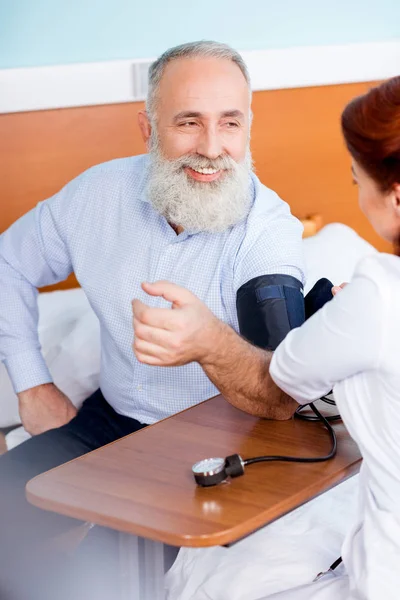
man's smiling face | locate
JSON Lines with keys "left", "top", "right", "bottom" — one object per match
{"left": 153, "top": 55, "right": 250, "bottom": 174}
{"left": 139, "top": 55, "right": 253, "bottom": 233}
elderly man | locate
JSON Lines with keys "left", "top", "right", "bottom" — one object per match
{"left": 0, "top": 41, "right": 304, "bottom": 598}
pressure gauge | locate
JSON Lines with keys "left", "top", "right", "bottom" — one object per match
{"left": 192, "top": 457, "right": 227, "bottom": 487}
{"left": 192, "top": 454, "right": 245, "bottom": 486}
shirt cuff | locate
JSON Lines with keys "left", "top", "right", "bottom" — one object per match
{"left": 4, "top": 349, "right": 53, "bottom": 394}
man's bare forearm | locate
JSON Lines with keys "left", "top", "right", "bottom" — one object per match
{"left": 18, "top": 383, "right": 77, "bottom": 436}
{"left": 17, "top": 382, "right": 56, "bottom": 401}
{"left": 200, "top": 322, "right": 299, "bottom": 420}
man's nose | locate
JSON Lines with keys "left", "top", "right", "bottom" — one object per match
{"left": 196, "top": 126, "right": 223, "bottom": 160}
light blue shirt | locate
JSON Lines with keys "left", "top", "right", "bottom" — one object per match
{"left": 0, "top": 154, "right": 305, "bottom": 424}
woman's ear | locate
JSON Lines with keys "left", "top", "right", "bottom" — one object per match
{"left": 138, "top": 111, "right": 152, "bottom": 149}
{"left": 391, "top": 183, "right": 400, "bottom": 216}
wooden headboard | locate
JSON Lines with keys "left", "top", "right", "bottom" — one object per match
{"left": 0, "top": 80, "right": 390, "bottom": 290}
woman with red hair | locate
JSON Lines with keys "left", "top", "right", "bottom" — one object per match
{"left": 268, "top": 76, "right": 400, "bottom": 599}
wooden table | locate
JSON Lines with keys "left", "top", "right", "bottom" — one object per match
{"left": 27, "top": 395, "right": 361, "bottom": 599}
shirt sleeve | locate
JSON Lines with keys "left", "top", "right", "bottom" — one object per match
{"left": 269, "top": 258, "right": 384, "bottom": 404}
{"left": 233, "top": 190, "right": 305, "bottom": 293}
{"left": 0, "top": 176, "right": 82, "bottom": 393}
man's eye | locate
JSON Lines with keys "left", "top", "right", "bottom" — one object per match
{"left": 225, "top": 121, "right": 239, "bottom": 128}
{"left": 180, "top": 121, "right": 197, "bottom": 127}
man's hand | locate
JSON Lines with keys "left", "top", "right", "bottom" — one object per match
{"left": 132, "top": 280, "right": 297, "bottom": 420}
{"left": 332, "top": 282, "right": 348, "bottom": 296}
{"left": 132, "top": 281, "right": 223, "bottom": 367}
{"left": 18, "top": 383, "right": 77, "bottom": 436}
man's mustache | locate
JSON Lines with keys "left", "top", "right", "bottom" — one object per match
{"left": 170, "top": 153, "right": 236, "bottom": 173}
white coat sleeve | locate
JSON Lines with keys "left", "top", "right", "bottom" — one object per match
{"left": 270, "top": 258, "right": 384, "bottom": 404}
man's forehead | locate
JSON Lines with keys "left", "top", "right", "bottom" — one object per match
{"left": 157, "top": 56, "right": 249, "bottom": 112}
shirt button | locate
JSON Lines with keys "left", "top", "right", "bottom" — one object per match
{"left": 137, "top": 384, "right": 142, "bottom": 391}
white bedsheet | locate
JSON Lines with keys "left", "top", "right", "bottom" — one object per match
{"left": 166, "top": 476, "right": 359, "bottom": 600}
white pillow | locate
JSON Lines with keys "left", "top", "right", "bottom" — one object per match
{"left": 303, "top": 223, "right": 377, "bottom": 294}
{"left": 0, "top": 288, "right": 100, "bottom": 428}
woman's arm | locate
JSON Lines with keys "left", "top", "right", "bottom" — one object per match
{"left": 270, "top": 259, "right": 384, "bottom": 404}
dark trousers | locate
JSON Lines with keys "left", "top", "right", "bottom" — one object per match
{"left": 0, "top": 389, "right": 147, "bottom": 600}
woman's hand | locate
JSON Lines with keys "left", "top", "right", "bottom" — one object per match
{"left": 332, "top": 282, "right": 348, "bottom": 296}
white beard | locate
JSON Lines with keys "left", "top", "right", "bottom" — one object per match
{"left": 146, "top": 140, "right": 253, "bottom": 233}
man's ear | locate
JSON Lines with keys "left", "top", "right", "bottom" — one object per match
{"left": 138, "top": 111, "right": 152, "bottom": 149}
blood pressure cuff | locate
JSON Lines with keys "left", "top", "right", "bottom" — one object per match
{"left": 236, "top": 274, "right": 305, "bottom": 351}
{"left": 237, "top": 275, "right": 335, "bottom": 351}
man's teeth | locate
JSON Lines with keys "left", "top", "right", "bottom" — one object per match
{"left": 191, "top": 167, "right": 219, "bottom": 175}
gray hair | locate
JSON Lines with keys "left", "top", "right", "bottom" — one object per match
{"left": 146, "top": 40, "right": 251, "bottom": 122}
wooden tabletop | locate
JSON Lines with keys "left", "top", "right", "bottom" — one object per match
{"left": 27, "top": 395, "right": 361, "bottom": 548}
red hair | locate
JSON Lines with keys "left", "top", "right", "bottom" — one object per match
{"left": 341, "top": 76, "right": 400, "bottom": 191}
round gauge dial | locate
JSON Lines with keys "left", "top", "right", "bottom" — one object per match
{"left": 192, "top": 457, "right": 225, "bottom": 476}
